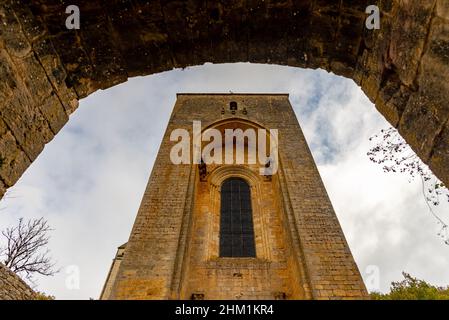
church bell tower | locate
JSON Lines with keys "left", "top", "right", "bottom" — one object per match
{"left": 101, "top": 93, "right": 368, "bottom": 300}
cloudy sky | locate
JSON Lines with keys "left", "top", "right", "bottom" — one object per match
{"left": 0, "top": 63, "right": 448, "bottom": 299}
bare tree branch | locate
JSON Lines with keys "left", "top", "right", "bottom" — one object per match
{"left": 368, "top": 127, "right": 449, "bottom": 244}
{"left": 0, "top": 217, "right": 58, "bottom": 284}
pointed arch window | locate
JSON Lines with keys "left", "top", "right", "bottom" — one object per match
{"left": 219, "top": 178, "right": 256, "bottom": 257}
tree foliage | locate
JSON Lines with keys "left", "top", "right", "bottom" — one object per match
{"left": 371, "top": 272, "right": 449, "bottom": 300}
{"left": 34, "top": 291, "right": 55, "bottom": 300}
{"left": 368, "top": 127, "right": 449, "bottom": 244}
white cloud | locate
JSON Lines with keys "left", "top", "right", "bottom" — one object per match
{"left": 0, "top": 63, "right": 448, "bottom": 299}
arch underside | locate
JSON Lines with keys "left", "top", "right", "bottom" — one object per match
{"left": 0, "top": 0, "right": 448, "bottom": 197}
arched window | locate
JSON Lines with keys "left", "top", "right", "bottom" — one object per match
{"left": 219, "top": 178, "right": 256, "bottom": 257}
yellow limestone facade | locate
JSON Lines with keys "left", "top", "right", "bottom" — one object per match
{"left": 101, "top": 94, "right": 368, "bottom": 300}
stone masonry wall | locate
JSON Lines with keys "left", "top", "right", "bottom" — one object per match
{"left": 180, "top": 162, "right": 307, "bottom": 299}
{"left": 0, "top": 262, "right": 35, "bottom": 300}
{"left": 108, "top": 94, "right": 369, "bottom": 300}
{"left": 0, "top": 0, "right": 448, "bottom": 202}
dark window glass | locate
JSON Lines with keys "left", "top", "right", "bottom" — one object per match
{"left": 219, "top": 178, "right": 256, "bottom": 257}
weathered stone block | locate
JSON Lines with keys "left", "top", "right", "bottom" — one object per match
{"left": 0, "top": 127, "right": 31, "bottom": 188}
{"left": 0, "top": 3, "right": 32, "bottom": 58}
{"left": 436, "top": 0, "right": 449, "bottom": 20}
{"left": 32, "top": 38, "right": 79, "bottom": 114}
{"left": 2, "top": 94, "right": 53, "bottom": 161}
{"left": 0, "top": 263, "right": 35, "bottom": 300}
{"left": 8, "top": 0, "right": 46, "bottom": 42}
{"left": 0, "top": 49, "right": 18, "bottom": 101}
{"left": 388, "top": 0, "right": 435, "bottom": 86}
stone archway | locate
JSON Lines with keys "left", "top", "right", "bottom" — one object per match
{"left": 0, "top": 0, "right": 448, "bottom": 198}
